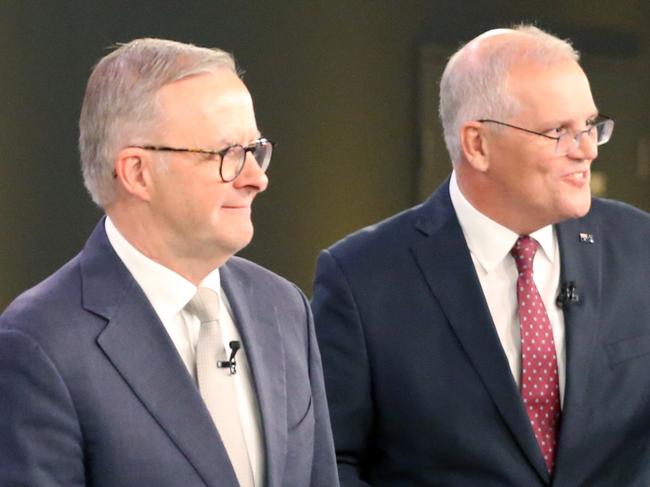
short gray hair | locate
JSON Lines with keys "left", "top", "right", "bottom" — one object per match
{"left": 79, "top": 38, "right": 237, "bottom": 207}
{"left": 439, "top": 25, "right": 580, "bottom": 164}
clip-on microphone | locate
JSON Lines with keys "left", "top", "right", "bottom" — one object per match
{"left": 556, "top": 281, "right": 580, "bottom": 309}
{"left": 217, "top": 340, "right": 241, "bottom": 375}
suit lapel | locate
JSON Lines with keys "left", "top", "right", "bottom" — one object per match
{"left": 80, "top": 220, "right": 238, "bottom": 487}
{"left": 221, "top": 261, "right": 287, "bottom": 487}
{"left": 410, "top": 183, "right": 550, "bottom": 482}
{"left": 553, "top": 215, "right": 603, "bottom": 467}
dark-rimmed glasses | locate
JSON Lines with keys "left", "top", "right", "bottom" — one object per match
{"left": 129, "top": 137, "right": 275, "bottom": 182}
{"left": 477, "top": 115, "right": 614, "bottom": 156}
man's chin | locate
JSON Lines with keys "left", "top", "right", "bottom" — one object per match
{"left": 563, "top": 195, "right": 593, "bottom": 222}
{"left": 228, "top": 230, "right": 255, "bottom": 256}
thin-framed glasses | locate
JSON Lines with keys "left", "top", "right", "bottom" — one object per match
{"left": 128, "top": 137, "right": 275, "bottom": 182}
{"left": 477, "top": 115, "right": 614, "bottom": 156}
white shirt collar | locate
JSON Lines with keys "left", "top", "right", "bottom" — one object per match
{"left": 104, "top": 216, "right": 221, "bottom": 317}
{"left": 448, "top": 171, "right": 556, "bottom": 273}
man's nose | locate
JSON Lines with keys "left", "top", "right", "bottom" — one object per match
{"left": 569, "top": 130, "right": 598, "bottom": 160}
{"left": 234, "top": 152, "right": 269, "bottom": 191}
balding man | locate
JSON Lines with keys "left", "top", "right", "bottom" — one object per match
{"left": 312, "top": 25, "right": 650, "bottom": 486}
{"left": 0, "top": 38, "right": 338, "bottom": 487}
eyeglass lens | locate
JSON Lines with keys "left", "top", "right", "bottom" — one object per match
{"left": 556, "top": 119, "right": 613, "bottom": 155}
{"left": 221, "top": 140, "right": 273, "bottom": 181}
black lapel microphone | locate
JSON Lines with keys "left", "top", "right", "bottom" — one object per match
{"left": 556, "top": 281, "right": 580, "bottom": 309}
{"left": 217, "top": 340, "right": 241, "bottom": 375}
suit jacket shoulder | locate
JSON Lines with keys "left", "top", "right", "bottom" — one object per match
{"left": 225, "top": 255, "right": 306, "bottom": 301}
{"left": 586, "top": 196, "right": 650, "bottom": 242}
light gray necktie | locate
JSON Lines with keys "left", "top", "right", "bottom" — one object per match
{"left": 188, "top": 287, "right": 254, "bottom": 487}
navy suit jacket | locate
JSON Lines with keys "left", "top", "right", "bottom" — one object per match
{"left": 0, "top": 219, "right": 338, "bottom": 487}
{"left": 312, "top": 179, "right": 650, "bottom": 486}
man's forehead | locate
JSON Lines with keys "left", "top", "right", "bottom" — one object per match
{"left": 152, "top": 71, "right": 257, "bottom": 143}
{"left": 156, "top": 71, "right": 252, "bottom": 111}
{"left": 508, "top": 61, "right": 597, "bottom": 119}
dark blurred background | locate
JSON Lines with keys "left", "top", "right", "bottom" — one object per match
{"left": 1, "top": 1, "right": 648, "bottom": 308}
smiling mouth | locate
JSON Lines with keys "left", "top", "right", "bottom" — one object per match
{"left": 563, "top": 170, "right": 590, "bottom": 185}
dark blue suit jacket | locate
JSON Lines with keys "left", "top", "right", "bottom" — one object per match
{"left": 0, "top": 219, "right": 338, "bottom": 487}
{"left": 312, "top": 179, "right": 650, "bottom": 486}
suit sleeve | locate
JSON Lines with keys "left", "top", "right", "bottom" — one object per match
{"left": 0, "top": 329, "right": 85, "bottom": 486}
{"left": 311, "top": 249, "right": 373, "bottom": 487}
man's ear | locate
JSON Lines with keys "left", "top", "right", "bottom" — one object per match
{"left": 460, "top": 121, "right": 490, "bottom": 172}
{"left": 113, "top": 147, "right": 155, "bottom": 201}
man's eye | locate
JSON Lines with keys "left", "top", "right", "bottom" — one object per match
{"left": 550, "top": 127, "right": 567, "bottom": 136}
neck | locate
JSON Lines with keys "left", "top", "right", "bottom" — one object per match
{"left": 455, "top": 167, "right": 544, "bottom": 235}
{"left": 106, "top": 206, "right": 228, "bottom": 286}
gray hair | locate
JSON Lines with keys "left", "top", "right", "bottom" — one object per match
{"left": 439, "top": 25, "right": 580, "bottom": 164}
{"left": 79, "top": 38, "right": 237, "bottom": 207}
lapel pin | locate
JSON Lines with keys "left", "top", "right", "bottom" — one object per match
{"left": 579, "top": 232, "right": 594, "bottom": 244}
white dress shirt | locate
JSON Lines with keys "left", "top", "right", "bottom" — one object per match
{"left": 449, "top": 172, "right": 566, "bottom": 404}
{"left": 105, "top": 217, "right": 265, "bottom": 485}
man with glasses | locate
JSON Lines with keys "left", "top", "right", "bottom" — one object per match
{"left": 313, "top": 25, "right": 650, "bottom": 486}
{"left": 0, "top": 38, "right": 337, "bottom": 487}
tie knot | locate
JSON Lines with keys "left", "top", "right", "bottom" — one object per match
{"left": 511, "top": 236, "right": 539, "bottom": 274}
{"left": 187, "top": 287, "right": 220, "bottom": 323}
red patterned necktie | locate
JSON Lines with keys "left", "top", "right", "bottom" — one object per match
{"left": 511, "top": 236, "right": 561, "bottom": 473}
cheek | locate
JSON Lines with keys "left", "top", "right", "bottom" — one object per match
{"left": 169, "top": 186, "right": 223, "bottom": 230}
{"left": 492, "top": 142, "right": 543, "bottom": 183}
{"left": 530, "top": 156, "right": 559, "bottom": 186}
